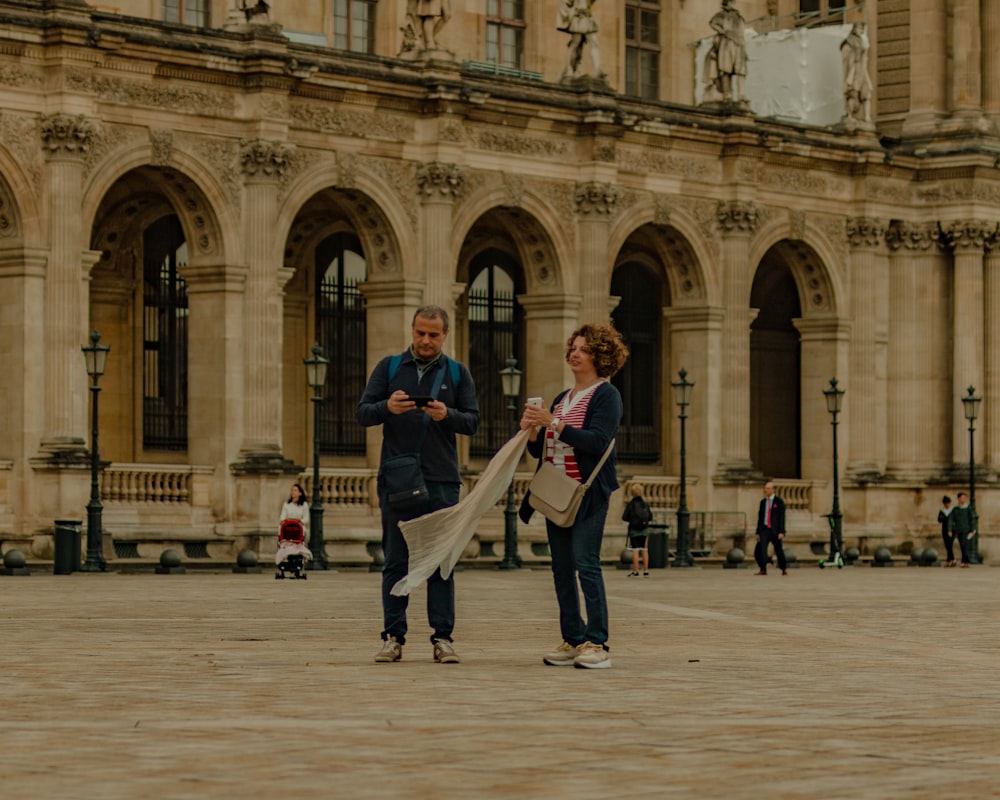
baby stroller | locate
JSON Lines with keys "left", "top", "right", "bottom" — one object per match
{"left": 275, "top": 519, "right": 311, "bottom": 579}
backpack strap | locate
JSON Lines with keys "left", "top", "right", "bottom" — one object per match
{"left": 388, "top": 353, "right": 403, "bottom": 383}
{"left": 388, "top": 352, "right": 461, "bottom": 393}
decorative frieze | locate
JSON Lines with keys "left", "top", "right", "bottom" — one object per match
{"left": 940, "top": 219, "right": 999, "bottom": 252}
{"left": 289, "top": 103, "right": 414, "bottom": 141}
{"left": 716, "top": 200, "right": 759, "bottom": 233}
{"left": 617, "top": 149, "right": 708, "bottom": 179}
{"left": 574, "top": 182, "right": 621, "bottom": 215}
{"left": 885, "top": 221, "right": 941, "bottom": 251}
{"left": 67, "top": 72, "right": 236, "bottom": 118}
{"left": 416, "top": 162, "right": 464, "bottom": 199}
{"left": 40, "top": 113, "right": 96, "bottom": 156}
{"left": 846, "top": 216, "right": 887, "bottom": 249}
{"left": 476, "top": 130, "right": 568, "bottom": 157}
{"left": 240, "top": 139, "right": 294, "bottom": 179}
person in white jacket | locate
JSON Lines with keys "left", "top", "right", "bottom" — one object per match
{"left": 276, "top": 483, "right": 312, "bottom": 565}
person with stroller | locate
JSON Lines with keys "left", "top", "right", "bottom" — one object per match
{"left": 622, "top": 483, "right": 653, "bottom": 577}
{"left": 276, "top": 482, "right": 312, "bottom": 578}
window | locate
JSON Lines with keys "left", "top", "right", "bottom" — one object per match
{"left": 610, "top": 262, "right": 661, "bottom": 463}
{"left": 486, "top": 0, "right": 525, "bottom": 69}
{"left": 468, "top": 250, "right": 525, "bottom": 458}
{"left": 799, "top": 0, "right": 848, "bottom": 23}
{"left": 162, "top": 0, "right": 208, "bottom": 26}
{"left": 143, "top": 215, "right": 189, "bottom": 452}
{"left": 315, "top": 233, "right": 367, "bottom": 456}
{"left": 334, "top": 0, "right": 377, "bottom": 53}
{"left": 625, "top": 0, "right": 660, "bottom": 100}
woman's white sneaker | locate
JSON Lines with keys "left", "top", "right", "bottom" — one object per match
{"left": 573, "top": 641, "right": 611, "bottom": 669}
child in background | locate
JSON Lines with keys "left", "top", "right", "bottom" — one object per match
{"left": 622, "top": 483, "right": 653, "bottom": 577}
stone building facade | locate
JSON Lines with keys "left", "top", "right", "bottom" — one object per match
{"left": 1, "top": 0, "right": 999, "bottom": 565}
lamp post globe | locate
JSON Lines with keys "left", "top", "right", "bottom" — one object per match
{"left": 822, "top": 377, "right": 845, "bottom": 567}
{"left": 961, "top": 386, "right": 983, "bottom": 564}
{"left": 671, "top": 369, "right": 694, "bottom": 568}
{"left": 304, "top": 343, "right": 329, "bottom": 570}
{"left": 81, "top": 330, "right": 110, "bottom": 572}
{"left": 498, "top": 356, "right": 523, "bottom": 570}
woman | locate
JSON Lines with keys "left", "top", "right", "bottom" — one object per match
{"left": 276, "top": 483, "right": 311, "bottom": 566}
{"left": 938, "top": 495, "right": 955, "bottom": 567}
{"left": 520, "top": 323, "right": 628, "bottom": 669}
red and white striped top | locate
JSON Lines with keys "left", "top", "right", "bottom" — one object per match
{"left": 544, "top": 381, "right": 604, "bottom": 482}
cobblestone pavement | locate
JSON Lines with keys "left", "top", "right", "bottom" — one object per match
{"left": 2, "top": 563, "right": 999, "bottom": 799}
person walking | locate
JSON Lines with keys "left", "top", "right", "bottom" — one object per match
{"left": 622, "top": 483, "right": 653, "bottom": 577}
{"left": 948, "top": 491, "right": 976, "bottom": 568}
{"left": 357, "top": 305, "right": 480, "bottom": 663}
{"left": 520, "top": 322, "right": 628, "bottom": 669}
{"left": 937, "top": 495, "right": 955, "bottom": 567}
{"left": 754, "top": 481, "right": 787, "bottom": 576}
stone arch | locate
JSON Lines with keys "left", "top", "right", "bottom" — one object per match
{"left": 278, "top": 161, "right": 410, "bottom": 281}
{"left": 749, "top": 215, "right": 844, "bottom": 316}
{"left": 452, "top": 186, "right": 571, "bottom": 294}
{"left": 608, "top": 200, "right": 719, "bottom": 307}
{"left": 82, "top": 143, "right": 235, "bottom": 268}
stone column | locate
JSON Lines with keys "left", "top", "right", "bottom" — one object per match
{"left": 845, "top": 217, "right": 888, "bottom": 479}
{"left": 984, "top": 232, "right": 1000, "bottom": 470}
{"left": 416, "top": 162, "right": 464, "bottom": 316}
{"left": 715, "top": 201, "right": 760, "bottom": 481}
{"left": 37, "top": 113, "right": 96, "bottom": 461}
{"left": 885, "top": 222, "right": 947, "bottom": 480}
{"left": 574, "top": 182, "right": 620, "bottom": 324}
{"left": 984, "top": 0, "right": 1000, "bottom": 117}
{"left": 948, "top": 0, "right": 982, "bottom": 113}
{"left": 233, "top": 139, "right": 298, "bottom": 473}
{"left": 517, "top": 293, "right": 584, "bottom": 412}
{"left": 942, "top": 220, "right": 990, "bottom": 468}
{"left": 903, "top": 1, "right": 948, "bottom": 135}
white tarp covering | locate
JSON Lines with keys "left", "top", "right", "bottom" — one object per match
{"left": 696, "top": 24, "right": 853, "bottom": 127}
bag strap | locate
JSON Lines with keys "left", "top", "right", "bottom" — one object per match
{"left": 580, "top": 438, "right": 616, "bottom": 490}
{"left": 414, "top": 356, "right": 449, "bottom": 452}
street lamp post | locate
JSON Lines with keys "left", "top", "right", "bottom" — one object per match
{"left": 961, "top": 386, "right": 983, "bottom": 564}
{"left": 671, "top": 369, "right": 694, "bottom": 568}
{"left": 498, "top": 356, "right": 523, "bottom": 570}
{"left": 81, "top": 330, "right": 110, "bottom": 572}
{"left": 304, "top": 343, "right": 329, "bottom": 570}
{"left": 823, "top": 377, "right": 845, "bottom": 567}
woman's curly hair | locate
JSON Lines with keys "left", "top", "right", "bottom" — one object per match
{"left": 565, "top": 323, "right": 629, "bottom": 379}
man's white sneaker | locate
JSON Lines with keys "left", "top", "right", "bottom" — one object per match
{"left": 573, "top": 641, "right": 612, "bottom": 669}
{"left": 374, "top": 636, "right": 402, "bottom": 663}
{"left": 542, "top": 641, "right": 580, "bottom": 666}
{"left": 433, "top": 639, "right": 460, "bottom": 663}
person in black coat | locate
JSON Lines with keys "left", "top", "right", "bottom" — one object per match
{"left": 937, "top": 495, "right": 955, "bottom": 567}
{"left": 755, "top": 481, "right": 787, "bottom": 575}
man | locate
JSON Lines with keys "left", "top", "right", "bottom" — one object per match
{"left": 705, "top": 0, "right": 747, "bottom": 102}
{"left": 357, "top": 305, "right": 479, "bottom": 663}
{"left": 948, "top": 491, "right": 976, "bottom": 569}
{"left": 754, "top": 481, "right": 787, "bottom": 576}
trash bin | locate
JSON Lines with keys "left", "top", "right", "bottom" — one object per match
{"left": 53, "top": 519, "right": 82, "bottom": 575}
{"left": 647, "top": 523, "right": 670, "bottom": 569}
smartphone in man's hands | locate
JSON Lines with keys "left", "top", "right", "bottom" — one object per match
{"left": 408, "top": 396, "right": 434, "bottom": 407}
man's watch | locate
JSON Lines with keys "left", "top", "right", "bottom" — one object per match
{"left": 549, "top": 417, "right": 561, "bottom": 433}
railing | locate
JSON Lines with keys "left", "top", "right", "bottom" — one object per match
{"left": 102, "top": 464, "right": 208, "bottom": 503}
{"left": 772, "top": 480, "right": 819, "bottom": 512}
{"left": 300, "top": 469, "right": 375, "bottom": 510}
{"left": 462, "top": 60, "right": 544, "bottom": 82}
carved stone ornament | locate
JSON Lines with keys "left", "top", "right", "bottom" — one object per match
{"left": 240, "top": 139, "right": 294, "bottom": 178}
{"left": 885, "top": 221, "right": 940, "bottom": 252}
{"left": 150, "top": 128, "right": 174, "bottom": 167}
{"left": 574, "top": 182, "right": 622, "bottom": 215}
{"left": 40, "top": 113, "right": 96, "bottom": 156}
{"left": 845, "top": 217, "right": 886, "bottom": 249}
{"left": 940, "top": 220, "right": 998, "bottom": 252}
{"left": 416, "top": 162, "right": 465, "bottom": 199}
{"left": 716, "top": 200, "right": 759, "bottom": 233}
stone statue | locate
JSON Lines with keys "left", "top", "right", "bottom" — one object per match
{"left": 703, "top": 0, "right": 747, "bottom": 103}
{"left": 841, "top": 22, "right": 872, "bottom": 125}
{"left": 239, "top": 0, "right": 270, "bottom": 23}
{"left": 556, "top": 0, "right": 602, "bottom": 81}
{"left": 401, "top": 0, "right": 452, "bottom": 53}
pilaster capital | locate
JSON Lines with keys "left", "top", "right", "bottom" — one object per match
{"left": 845, "top": 217, "right": 887, "bottom": 249}
{"left": 716, "top": 200, "right": 760, "bottom": 234}
{"left": 240, "top": 138, "right": 294, "bottom": 179}
{"left": 40, "top": 113, "right": 97, "bottom": 158}
{"left": 939, "top": 219, "right": 999, "bottom": 253}
{"left": 416, "top": 161, "right": 465, "bottom": 200}
{"left": 574, "top": 181, "right": 621, "bottom": 216}
{"left": 885, "top": 221, "right": 941, "bottom": 252}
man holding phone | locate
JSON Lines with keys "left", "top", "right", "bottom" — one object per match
{"left": 357, "top": 305, "right": 480, "bottom": 664}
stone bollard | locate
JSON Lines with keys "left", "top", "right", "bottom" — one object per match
{"left": 844, "top": 546, "right": 860, "bottom": 566}
{"left": 366, "top": 541, "right": 385, "bottom": 573}
{"left": 871, "top": 546, "right": 894, "bottom": 567}
{"left": 155, "top": 549, "right": 186, "bottom": 574}
{"left": 908, "top": 547, "right": 924, "bottom": 567}
{"left": 0, "top": 549, "right": 30, "bottom": 576}
{"left": 784, "top": 549, "right": 799, "bottom": 569}
{"left": 233, "top": 548, "right": 262, "bottom": 574}
{"left": 920, "top": 546, "right": 939, "bottom": 567}
{"left": 723, "top": 547, "right": 745, "bottom": 569}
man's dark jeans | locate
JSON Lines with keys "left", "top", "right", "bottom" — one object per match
{"left": 379, "top": 480, "right": 460, "bottom": 646}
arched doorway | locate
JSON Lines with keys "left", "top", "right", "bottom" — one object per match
{"left": 750, "top": 253, "right": 802, "bottom": 478}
